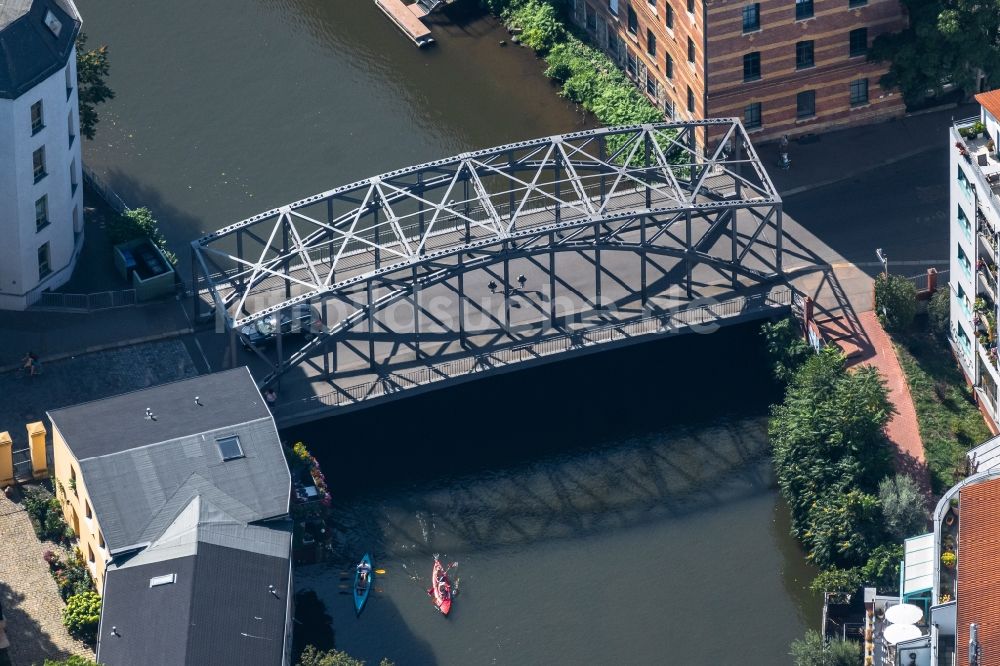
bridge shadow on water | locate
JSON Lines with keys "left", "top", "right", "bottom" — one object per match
{"left": 288, "top": 320, "right": 785, "bottom": 556}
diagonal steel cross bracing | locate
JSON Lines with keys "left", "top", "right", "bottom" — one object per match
{"left": 191, "top": 120, "right": 783, "bottom": 387}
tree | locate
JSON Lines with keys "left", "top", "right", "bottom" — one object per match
{"left": 761, "top": 317, "right": 813, "bottom": 383}
{"left": 75, "top": 32, "right": 115, "bottom": 140}
{"left": 809, "top": 567, "right": 864, "bottom": 600}
{"left": 879, "top": 474, "right": 928, "bottom": 540}
{"left": 43, "top": 658, "right": 101, "bottom": 666}
{"left": 297, "top": 647, "right": 393, "bottom": 666}
{"left": 790, "top": 631, "right": 861, "bottom": 666}
{"left": 105, "top": 207, "right": 177, "bottom": 265}
{"left": 62, "top": 591, "right": 101, "bottom": 643}
{"left": 861, "top": 543, "right": 905, "bottom": 591}
{"left": 770, "top": 347, "right": 894, "bottom": 567}
{"left": 870, "top": 0, "right": 1000, "bottom": 107}
{"left": 874, "top": 273, "right": 917, "bottom": 333}
{"left": 928, "top": 287, "right": 950, "bottom": 339}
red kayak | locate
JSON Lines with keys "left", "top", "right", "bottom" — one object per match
{"left": 428, "top": 556, "right": 453, "bottom": 616}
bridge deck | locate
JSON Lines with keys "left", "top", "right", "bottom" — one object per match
{"left": 271, "top": 286, "right": 791, "bottom": 426}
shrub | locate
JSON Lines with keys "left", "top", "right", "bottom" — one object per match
{"left": 761, "top": 317, "right": 813, "bottom": 383}
{"left": 928, "top": 287, "right": 950, "bottom": 338}
{"left": 63, "top": 591, "right": 101, "bottom": 643}
{"left": 878, "top": 474, "right": 928, "bottom": 540}
{"left": 504, "top": 0, "right": 564, "bottom": 53}
{"left": 941, "top": 551, "right": 956, "bottom": 568}
{"left": 860, "top": 543, "right": 904, "bottom": 592}
{"left": 790, "top": 630, "right": 860, "bottom": 666}
{"left": 809, "top": 567, "right": 864, "bottom": 600}
{"left": 106, "top": 206, "right": 177, "bottom": 265}
{"left": 874, "top": 273, "right": 917, "bottom": 333}
{"left": 43, "top": 658, "right": 102, "bottom": 666}
{"left": 22, "top": 488, "right": 68, "bottom": 543}
{"left": 297, "top": 646, "right": 394, "bottom": 666}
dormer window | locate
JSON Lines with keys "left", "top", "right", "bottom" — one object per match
{"left": 216, "top": 436, "right": 244, "bottom": 461}
{"left": 43, "top": 10, "right": 62, "bottom": 38}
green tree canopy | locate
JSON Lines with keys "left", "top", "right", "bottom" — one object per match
{"left": 870, "top": 0, "right": 1000, "bottom": 106}
{"left": 790, "top": 631, "right": 861, "bottom": 666}
{"left": 761, "top": 317, "right": 813, "bottom": 383}
{"left": 75, "top": 32, "right": 115, "bottom": 140}
{"left": 874, "top": 273, "right": 918, "bottom": 333}
{"left": 879, "top": 473, "right": 928, "bottom": 540}
{"left": 43, "top": 658, "right": 101, "bottom": 666}
{"left": 297, "top": 647, "right": 393, "bottom": 666}
{"left": 770, "top": 346, "right": 895, "bottom": 568}
{"left": 928, "top": 287, "right": 950, "bottom": 339}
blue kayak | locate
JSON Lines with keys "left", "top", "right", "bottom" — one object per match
{"left": 354, "top": 553, "right": 373, "bottom": 616}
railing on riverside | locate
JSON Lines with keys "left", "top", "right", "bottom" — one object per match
{"left": 276, "top": 289, "right": 792, "bottom": 421}
{"left": 81, "top": 165, "right": 131, "bottom": 214}
{"left": 34, "top": 289, "right": 137, "bottom": 312}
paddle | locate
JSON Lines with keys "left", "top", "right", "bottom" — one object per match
{"left": 375, "top": 569, "right": 386, "bottom": 575}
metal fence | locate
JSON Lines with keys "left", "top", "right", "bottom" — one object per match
{"left": 277, "top": 288, "right": 792, "bottom": 420}
{"left": 82, "top": 164, "right": 131, "bottom": 214}
{"left": 34, "top": 289, "right": 137, "bottom": 312}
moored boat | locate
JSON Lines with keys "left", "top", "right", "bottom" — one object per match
{"left": 354, "top": 553, "right": 373, "bottom": 616}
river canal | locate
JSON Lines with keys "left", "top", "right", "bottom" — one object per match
{"left": 77, "top": 0, "right": 817, "bottom": 662}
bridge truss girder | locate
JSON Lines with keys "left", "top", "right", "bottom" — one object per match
{"left": 191, "top": 120, "right": 782, "bottom": 387}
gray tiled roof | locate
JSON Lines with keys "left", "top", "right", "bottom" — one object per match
{"left": 48, "top": 367, "right": 273, "bottom": 460}
{"left": 97, "top": 535, "right": 291, "bottom": 666}
{"left": 0, "top": 0, "right": 80, "bottom": 98}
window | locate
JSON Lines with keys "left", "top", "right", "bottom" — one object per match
{"left": 687, "top": 0, "right": 695, "bottom": 13}
{"left": 88, "top": 545, "right": 95, "bottom": 564}
{"left": 38, "top": 243, "right": 51, "bottom": 279}
{"left": 666, "top": 53, "right": 674, "bottom": 78}
{"left": 149, "top": 574, "right": 177, "bottom": 587}
{"left": 665, "top": 4, "right": 673, "bottom": 28}
{"left": 687, "top": 37, "right": 696, "bottom": 62}
{"left": 742, "top": 3, "right": 760, "bottom": 32}
{"left": 65, "top": 64, "right": 73, "bottom": 98}
{"left": 216, "top": 435, "right": 244, "bottom": 461}
{"left": 648, "top": 0, "right": 656, "bottom": 8}
{"left": 626, "top": 49, "right": 639, "bottom": 77}
{"left": 687, "top": 86, "right": 695, "bottom": 113}
{"left": 665, "top": 99, "right": 676, "bottom": 119}
{"left": 796, "top": 90, "right": 816, "bottom": 118}
{"left": 70, "top": 159, "right": 78, "bottom": 195}
{"left": 627, "top": 5, "right": 638, "bottom": 33}
{"left": 85, "top": 500, "right": 92, "bottom": 520}
{"left": 586, "top": 4, "right": 597, "bottom": 31}
{"left": 98, "top": 531, "right": 106, "bottom": 549}
{"left": 795, "top": 0, "right": 813, "bottom": 20}
{"left": 744, "top": 102, "right": 762, "bottom": 129}
{"left": 646, "top": 29, "right": 656, "bottom": 57}
{"left": 69, "top": 465, "right": 77, "bottom": 495}
{"left": 35, "top": 195, "right": 49, "bottom": 231}
{"left": 795, "top": 40, "right": 814, "bottom": 69}
{"left": 850, "top": 78, "right": 869, "bottom": 106}
{"left": 32, "top": 147, "right": 46, "bottom": 183}
{"left": 743, "top": 52, "right": 761, "bottom": 81}
{"left": 646, "top": 76, "right": 658, "bottom": 98}
{"left": 67, "top": 111, "right": 75, "bottom": 147}
{"left": 849, "top": 0, "right": 867, "bottom": 6}
{"left": 31, "top": 101, "right": 44, "bottom": 134}
{"left": 849, "top": 28, "right": 868, "bottom": 57}
{"left": 607, "top": 25, "right": 619, "bottom": 56}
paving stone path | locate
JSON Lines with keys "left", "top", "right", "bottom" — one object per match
{"left": 0, "top": 492, "right": 94, "bottom": 665}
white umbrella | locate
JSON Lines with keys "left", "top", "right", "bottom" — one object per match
{"left": 883, "top": 623, "right": 923, "bottom": 645}
{"left": 885, "top": 603, "right": 923, "bottom": 625}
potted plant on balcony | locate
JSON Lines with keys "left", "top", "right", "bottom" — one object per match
{"left": 957, "top": 141, "right": 970, "bottom": 156}
{"left": 942, "top": 551, "right": 957, "bottom": 568}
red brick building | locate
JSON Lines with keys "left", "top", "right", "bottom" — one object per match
{"left": 571, "top": 0, "right": 906, "bottom": 140}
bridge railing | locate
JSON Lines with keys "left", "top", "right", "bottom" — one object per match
{"left": 275, "top": 288, "right": 792, "bottom": 421}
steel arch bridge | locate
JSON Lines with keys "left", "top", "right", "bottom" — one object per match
{"left": 191, "top": 120, "right": 785, "bottom": 410}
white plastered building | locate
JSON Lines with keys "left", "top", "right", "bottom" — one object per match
{"left": 0, "top": 0, "right": 83, "bottom": 310}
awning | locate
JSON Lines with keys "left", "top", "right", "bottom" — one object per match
{"left": 903, "top": 532, "right": 934, "bottom": 597}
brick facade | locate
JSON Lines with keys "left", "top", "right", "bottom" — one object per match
{"left": 571, "top": 0, "right": 905, "bottom": 141}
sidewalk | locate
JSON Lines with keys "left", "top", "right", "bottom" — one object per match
{"left": 848, "top": 311, "right": 932, "bottom": 496}
{"left": 757, "top": 103, "right": 976, "bottom": 197}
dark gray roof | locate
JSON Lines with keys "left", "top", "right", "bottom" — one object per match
{"left": 48, "top": 367, "right": 273, "bottom": 460}
{"left": 0, "top": 0, "right": 80, "bottom": 98}
{"left": 97, "top": 535, "right": 291, "bottom": 666}
{"left": 49, "top": 368, "right": 290, "bottom": 553}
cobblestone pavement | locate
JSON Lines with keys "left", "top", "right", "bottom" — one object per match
{"left": 0, "top": 492, "right": 94, "bottom": 665}
{"left": 0, "top": 339, "right": 198, "bottom": 450}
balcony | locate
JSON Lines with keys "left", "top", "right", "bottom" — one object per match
{"left": 977, "top": 258, "right": 997, "bottom": 291}
{"left": 953, "top": 118, "right": 1000, "bottom": 205}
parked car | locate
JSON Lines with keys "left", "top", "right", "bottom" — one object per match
{"left": 239, "top": 306, "right": 321, "bottom": 349}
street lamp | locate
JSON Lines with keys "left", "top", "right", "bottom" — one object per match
{"left": 876, "top": 248, "right": 888, "bottom": 275}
